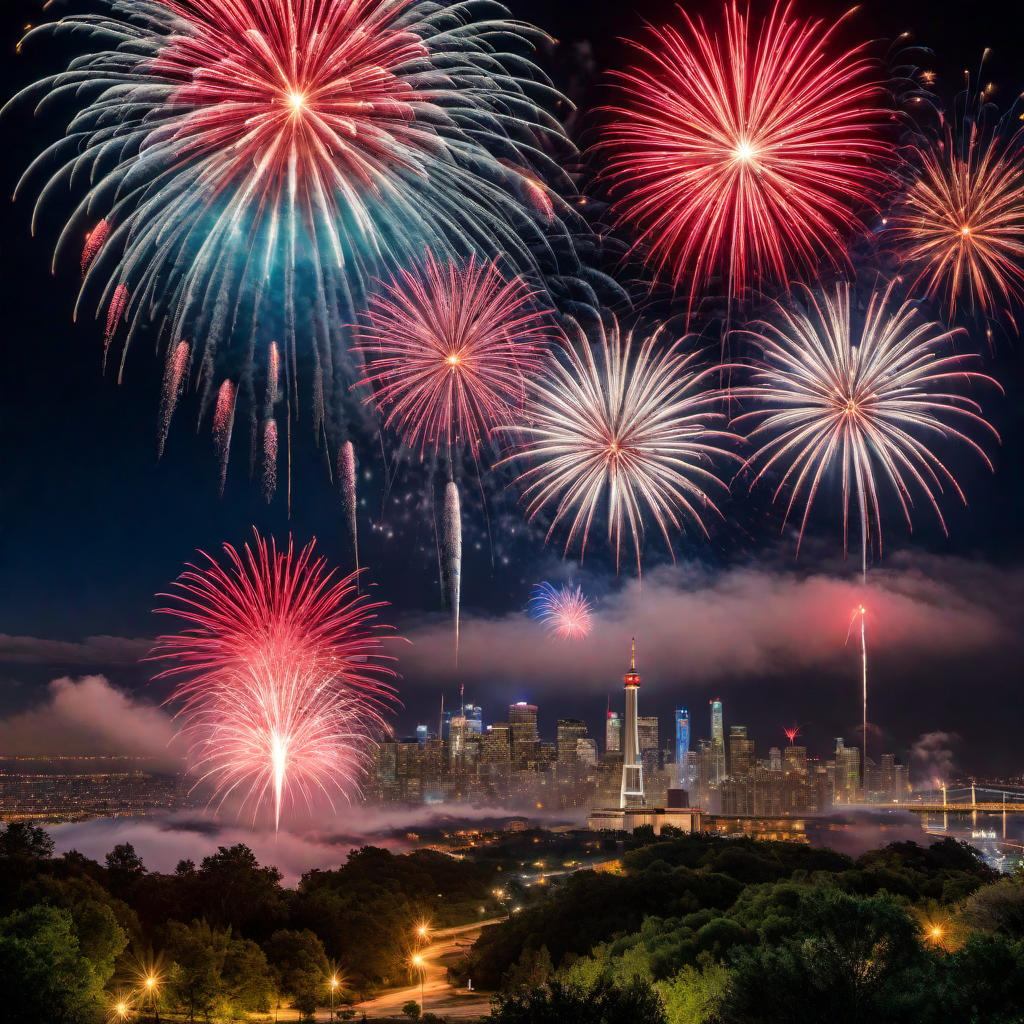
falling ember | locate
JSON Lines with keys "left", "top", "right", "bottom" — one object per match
{"left": 339, "top": 442, "right": 360, "bottom": 577}
{"left": 529, "top": 582, "right": 593, "bottom": 640}
{"left": 213, "top": 380, "right": 236, "bottom": 495}
{"left": 158, "top": 340, "right": 190, "bottom": 457}
{"left": 105, "top": 284, "right": 129, "bottom": 349}
{"left": 81, "top": 220, "right": 110, "bottom": 274}
{"left": 151, "top": 531, "right": 399, "bottom": 831}
{"left": 262, "top": 418, "right": 278, "bottom": 501}
{"left": 442, "top": 481, "right": 462, "bottom": 657}
{"left": 265, "top": 341, "right": 280, "bottom": 413}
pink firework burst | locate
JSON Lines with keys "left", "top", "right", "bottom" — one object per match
{"left": 530, "top": 582, "right": 593, "bottom": 640}
{"left": 601, "top": 1, "right": 887, "bottom": 309}
{"left": 354, "top": 254, "right": 558, "bottom": 456}
{"left": 151, "top": 531, "right": 398, "bottom": 830}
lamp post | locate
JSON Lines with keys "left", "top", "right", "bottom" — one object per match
{"left": 329, "top": 975, "right": 340, "bottom": 1023}
{"left": 144, "top": 975, "right": 160, "bottom": 1024}
{"left": 412, "top": 953, "right": 426, "bottom": 1016}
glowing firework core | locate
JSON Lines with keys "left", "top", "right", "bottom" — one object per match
{"left": 152, "top": 532, "right": 398, "bottom": 830}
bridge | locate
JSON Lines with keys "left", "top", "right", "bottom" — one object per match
{"left": 887, "top": 783, "right": 1024, "bottom": 815}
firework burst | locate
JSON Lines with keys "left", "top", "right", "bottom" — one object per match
{"left": 355, "top": 254, "right": 558, "bottom": 457}
{"left": 12, "top": 0, "right": 580, "bottom": 477}
{"left": 152, "top": 532, "right": 398, "bottom": 830}
{"left": 503, "top": 313, "right": 737, "bottom": 572}
{"left": 601, "top": 1, "right": 887, "bottom": 309}
{"left": 738, "top": 280, "right": 1000, "bottom": 568}
{"left": 529, "top": 582, "right": 593, "bottom": 640}
{"left": 889, "top": 128, "right": 1024, "bottom": 322}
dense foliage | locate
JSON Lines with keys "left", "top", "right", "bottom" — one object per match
{"left": 0, "top": 822, "right": 500, "bottom": 1022}
{"left": 466, "top": 831, "right": 1024, "bottom": 1024}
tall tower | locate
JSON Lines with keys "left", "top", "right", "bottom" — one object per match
{"left": 675, "top": 706, "right": 691, "bottom": 788}
{"left": 710, "top": 699, "right": 726, "bottom": 783}
{"left": 619, "top": 639, "right": 645, "bottom": 808}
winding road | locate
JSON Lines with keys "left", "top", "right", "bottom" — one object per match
{"left": 353, "top": 918, "right": 502, "bottom": 1020}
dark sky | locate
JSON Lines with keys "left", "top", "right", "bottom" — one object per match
{"left": 1, "top": 0, "right": 1023, "bottom": 776}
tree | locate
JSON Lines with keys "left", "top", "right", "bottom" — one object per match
{"left": 960, "top": 876, "right": 1024, "bottom": 939}
{"left": 502, "top": 945, "right": 553, "bottom": 991}
{"left": 0, "top": 904, "right": 110, "bottom": 1024}
{"left": 223, "top": 936, "right": 275, "bottom": 1012}
{"left": 163, "top": 919, "right": 230, "bottom": 1023}
{"left": 940, "top": 933, "right": 1024, "bottom": 1023}
{"left": 489, "top": 978, "right": 667, "bottom": 1024}
{"left": 195, "top": 845, "right": 285, "bottom": 938}
{"left": 402, "top": 999, "right": 422, "bottom": 1019}
{"left": 656, "top": 960, "right": 728, "bottom": 1024}
{"left": 265, "top": 928, "right": 330, "bottom": 1020}
{"left": 0, "top": 822, "right": 54, "bottom": 862}
{"left": 714, "top": 890, "right": 937, "bottom": 1024}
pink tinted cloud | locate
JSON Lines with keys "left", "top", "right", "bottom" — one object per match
{"left": 399, "top": 557, "right": 1010, "bottom": 692}
{"left": 50, "top": 804, "right": 578, "bottom": 883}
{"left": 0, "top": 675, "right": 183, "bottom": 769}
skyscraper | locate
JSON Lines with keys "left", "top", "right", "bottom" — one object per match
{"left": 728, "top": 725, "right": 754, "bottom": 779}
{"left": 508, "top": 702, "right": 539, "bottom": 764}
{"left": 675, "top": 707, "right": 691, "bottom": 788}
{"left": 605, "top": 710, "right": 622, "bottom": 755}
{"left": 619, "top": 639, "right": 645, "bottom": 808}
{"left": 557, "top": 719, "right": 588, "bottom": 764}
{"left": 465, "top": 705, "right": 483, "bottom": 735}
{"left": 710, "top": 699, "right": 726, "bottom": 784}
{"left": 638, "top": 716, "right": 660, "bottom": 756}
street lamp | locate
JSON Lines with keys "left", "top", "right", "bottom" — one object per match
{"left": 143, "top": 974, "right": 160, "bottom": 1023}
{"left": 329, "top": 975, "right": 340, "bottom": 1023}
{"left": 411, "top": 953, "right": 426, "bottom": 1016}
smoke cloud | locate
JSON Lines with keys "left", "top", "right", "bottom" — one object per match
{"left": 399, "top": 556, "right": 1011, "bottom": 693}
{"left": 0, "top": 675, "right": 182, "bottom": 769}
{"left": 910, "top": 730, "right": 959, "bottom": 784}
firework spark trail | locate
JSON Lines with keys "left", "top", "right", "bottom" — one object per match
{"left": 213, "top": 381, "right": 236, "bottom": 496}
{"left": 738, "top": 280, "right": 1001, "bottom": 568}
{"left": 601, "top": 1, "right": 886, "bottom": 312}
{"left": 442, "top": 481, "right": 462, "bottom": 659}
{"left": 529, "top": 581, "right": 593, "bottom": 640}
{"left": 81, "top": 220, "right": 109, "bottom": 275}
{"left": 502, "top": 313, "right": 738, "bottom": 573}
{"left": 890, "top": 127, "right": 1024, "bottom": 321}
{"left": 265, "top": 341, "right": 280, "bottom": 415}
{"left": 355, "top": 254, "right": 558, "bottom": 457}
{"left": 104, "top": 285, "right": 128, "bottom": 352}
{"left": 151, "top": 531, "right": 398, "bottom": 830}
{"left": 262, "top": 419, "right": 278, "bottom": 502}
{"left": 339, "top": 441, "right": 360, "bottom": 582}
{"left": 158, "top": 341, "right": 190, "bottom": 458}
{"left": 12, "top": 0, "right": 583, "bottom": 481}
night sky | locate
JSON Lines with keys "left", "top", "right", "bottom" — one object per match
{"left": 1, "top": 0, "right": 1023, "bottom": 777}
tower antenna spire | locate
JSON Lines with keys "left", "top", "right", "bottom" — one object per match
{"left": 630, "top": 637, "right": 636, "bottom": 672}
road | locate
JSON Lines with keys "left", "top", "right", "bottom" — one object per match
{"left": 353, "top": 918, "right": 503, "bottom": 1021}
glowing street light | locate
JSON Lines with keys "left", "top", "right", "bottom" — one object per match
{"left": 143, "top": 974, "right": 160, "bottom": 1024}
{"left": 411, "top": 953, "right": 426, "bottom": 1015}
{"left": 329, "top": 974, "right": 340, "bottom": 1023}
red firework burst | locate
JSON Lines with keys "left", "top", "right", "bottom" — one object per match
{"left": 354, "top": 253, "right": 558, "bottom": 455}
{"left": 149, "top": 0, "right": 431, "bottom": 215}
{"left": 601, "top": 1, "right": 888, "bottom": 308}
{"left": 151, "top": 531, "right": 398, "bottom": 829}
